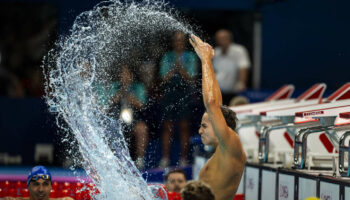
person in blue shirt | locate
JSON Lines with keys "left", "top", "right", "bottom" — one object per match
{"left": 159, "top": 31, "right": 198, "bottom": 167}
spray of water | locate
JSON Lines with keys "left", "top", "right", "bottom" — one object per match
{"left": 42, "top": 0, "right": 195, "bottom": 199}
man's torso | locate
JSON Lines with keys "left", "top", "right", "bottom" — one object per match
{"left": 199, "top": 148, "right": 244, "bottom": 200}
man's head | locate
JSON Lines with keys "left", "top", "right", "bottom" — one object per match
{"left": 173, "top": 31, "right": 186, "bottom": 53}
{"left": 215, "top": 29, "right": 233, "bottom": 51}
{"left": 120, "top": 65, "right": 133, "bottom": 86}
{"left": 27, "top": 166, "right": 52, "bottom": 200}
{"left": 181, "top": 181, "right": 215, "bottom": 200}
{"left": 199, "top": 105, "right": 237, "bottom": 146}
{"left": 164, "top": 169, "right": 187, "bottom": 193}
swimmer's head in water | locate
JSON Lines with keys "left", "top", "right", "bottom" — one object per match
{"left": 27, "top": 165, "right": 52, "bottom": 186}
{"left": 27, "top": 166, "right": 52, "bottom": 200}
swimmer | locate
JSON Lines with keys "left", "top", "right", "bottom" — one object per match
{"left": 189, "top": 35, "right": 246, "bottom": 200}
{"left": 3, "top": 166, "right": 73, "bottom": 200}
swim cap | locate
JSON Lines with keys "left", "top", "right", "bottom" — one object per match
{"left": 27, "top": 165, "right": 52, "bottom": 187}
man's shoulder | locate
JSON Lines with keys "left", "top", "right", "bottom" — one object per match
{"left": 217, "top": 129, "right": 242, "bottom": 153}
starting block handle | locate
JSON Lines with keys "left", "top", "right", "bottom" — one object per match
{"left": 294, "top": 128, "right": 309, "bottom": 169}
{"left": 258, "top": 126, "right": 270, "bottom": 163}
{"left": 338, "top": 131, "right": 350, "bottom": 176}
{"left": 293, "top": 126, "right": 334, "bottom": 169}
{"left": 258, "top": 123, "right": 295, "bottom": 163}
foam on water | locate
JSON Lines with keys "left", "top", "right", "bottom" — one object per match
{"left": 42, "top": 1, "right": 194, "bottom": 199}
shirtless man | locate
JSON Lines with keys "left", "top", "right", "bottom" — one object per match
{"left": 3, "top": 166, "right": 73, "bottom": 200}
{"left": 189, "top": 35, "right": 246, "bottom": 200}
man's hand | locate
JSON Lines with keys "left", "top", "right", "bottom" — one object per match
{"left": 189, "top": 34, "right": 214, "bottom": 61}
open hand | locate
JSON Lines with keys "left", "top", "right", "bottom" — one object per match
{"left": 189, "top": 34, "right": 214, "bottom": 61}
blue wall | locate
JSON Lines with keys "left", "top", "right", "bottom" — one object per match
{"left": 0, "top": 98, "right": 57, "bottom": 164}
{"left": 261, "top": 0, "right": 350, "bottom": 91}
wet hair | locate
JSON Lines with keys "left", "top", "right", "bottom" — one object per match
{"left": 220, "top": 105, "right": 237, "bottom": 131}
{"left": 181, "top": 181, "right": 215, "bottom": 200}
{"left": 164, "top": 169, "right": 187, "bottom": 182}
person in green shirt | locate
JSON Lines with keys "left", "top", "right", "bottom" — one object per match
{"left": 159, "top": 31, "right": 198, "bottom": 167}
{"left": 95, "top": 65, "right": 149, "bottom": 170}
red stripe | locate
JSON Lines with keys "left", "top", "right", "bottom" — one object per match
{"left": 296, "top": 84, "right": 325, "bottom": 102}
{"left": 266, "top": 85, "right": 294, "bottom": 101}
{"left": 283, "top": 132, "right": 294, "bottom": 148}
{"left": 295, "top": 112, "right": 303, "bottom": 117}
{"left": 319, "top": 133, "right": 334, "bottom": 153}
{"left": 305, "top": 87, "right": 324, "bottom": 100}
{"left": 266, "top": 85, "right": 287, "bottom": 101}
{"left": 340, "top": 112, "right": 350, "bottom": 119}
{"left": 326, "top": 83, "right": 350, "bottom": 102}
{"left": 295, "top": 105, "right": 350, "bottom": 117}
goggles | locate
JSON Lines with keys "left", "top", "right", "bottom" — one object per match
{"left": 31, "top": 174, "right": 51, "bottom": 182}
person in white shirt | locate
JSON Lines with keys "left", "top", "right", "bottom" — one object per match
{"left": 213, "top": 29, "right": 250, "bottom": 105}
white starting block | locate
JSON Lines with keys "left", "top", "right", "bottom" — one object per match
{"left": 235, "top": 83, "right": 350, "bottom": 200}
{"left": 256, "top": 83, "right": 350, "bottom": 172}
{"left": 235, "top": 83, "right": 327, "bottom": 163}
{"left": 293, "top": 105, "right": 350, "bottom": 176}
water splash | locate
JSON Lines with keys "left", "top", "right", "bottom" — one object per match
{"left": 42, "top": 0, "right": 194, "bottom": 199}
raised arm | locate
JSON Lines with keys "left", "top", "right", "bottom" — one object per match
{"left": 189, "top": 35, "right": 221, "bottom": 107}
{"left": 189, "top": 35, "right": 234, "bottom": 147}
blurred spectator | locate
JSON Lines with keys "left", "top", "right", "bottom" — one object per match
{"left": 213, "top": 29, "right": 250, "bottom": 105}
{"left": 164, "top": 169, "right": 187, "bottom": 193}
{"left": 107, "top": 65, "right": 149, "bottom": 170}
{"left": 159, "top": 31, "right": 198, "bottom": 167}
{"left": 138, "top": 43, "right": 161, "bottom": 92}
{"left": 94, "top": 65, "right": 149, "bottom": 169}
{"left": 180, "top": 180, "right": 215, "bottom": 200}
{"left": 0, "top": 3, "right": 57, "bottom": 98}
